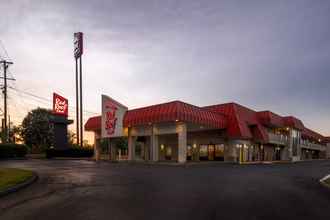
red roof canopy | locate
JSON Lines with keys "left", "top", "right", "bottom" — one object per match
{"left": 302, "top": 127, "right": 324, "bottom": 142}
{"left": 85, "top": 100, "right": 326, "bottom": 142}
{"left": 257, "top": 111, "right": 284, "bottom": 128}
{"left": 123, "top": 101, "right": 227, "bottom": 129}
{"left": 283, "top": 116, "right": 305, "bottom": 131}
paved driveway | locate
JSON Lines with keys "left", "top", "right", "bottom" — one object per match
{"left": 0, "top": 159, "right": 330, "bottom": 220}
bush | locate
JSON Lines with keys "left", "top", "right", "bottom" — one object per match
{"left": 46, "top": 147, "right": 94, "bottom": 158}
{"left": 0, "top": 144, "right": 28, "bottom": 159}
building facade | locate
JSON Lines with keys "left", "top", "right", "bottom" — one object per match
{"left": 85, "top": 100, "right": 330, "bottom": 163}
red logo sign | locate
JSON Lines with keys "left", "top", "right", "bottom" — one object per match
{"left": 105, "top": 101, "right": 118, "bottom": 135}
{"left": 53, "top": 93, "right": 68, "bottom": 117}
{"left": 74, "top": 32, "right": 83, "bottom": 58}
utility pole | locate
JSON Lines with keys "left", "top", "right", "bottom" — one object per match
{"left": 0, "top": 60, "right": 14, "bottom": 143}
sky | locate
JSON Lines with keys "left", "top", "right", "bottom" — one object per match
{"left": 0, "top": 0, "right": 330, "bottom": 140}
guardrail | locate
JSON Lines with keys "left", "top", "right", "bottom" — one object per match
{"left": 268, "top": 133, "right": 289, "bottom": 145}
{"left": 300, "top": 142, "right": 326, "bottom": 151}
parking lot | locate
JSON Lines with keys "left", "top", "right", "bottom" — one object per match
{"left": 1, "top": 159, "right": 330, "bottom": 220}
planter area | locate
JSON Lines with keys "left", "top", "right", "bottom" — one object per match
{"left": 0, "top": 168, "right": 35, "bottom": 196}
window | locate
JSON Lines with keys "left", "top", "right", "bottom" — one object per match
{"left": 199, "top": 145, "right": 208, "bottom": 157}
{"left": 165, "top": 146, "right": 172, "bottom": 160}
{"left": 215, "top": 144, "right": 224, "bottom": 157}
{"left": 187, "top": 145, "right": 192, "bottom": 160}
{"left": 187, "top": 145, "right": 192, "bottom": 157}
{"left": 291, "top": 129, "right": 300, "bottom": 156}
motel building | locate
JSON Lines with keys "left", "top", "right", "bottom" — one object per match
{"left": 85, "top": 95, "right": 330, "bottom": 163}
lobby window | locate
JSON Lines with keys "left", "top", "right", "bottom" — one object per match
{"left": 291, "top": 129, "right": 299, "bottom": 156}
{"left": 215, "top": 144, "right": 225, "bottom": 161}
{"left": 199, "top": 145, "right": 208, "bottom": 160}
{"left": 187, "top": 145, "right": 192, "bottom": 160}
{"left": 165, "top": 146, "right": 172, "bottom": 160}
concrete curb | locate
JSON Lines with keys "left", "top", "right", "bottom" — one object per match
{"left": 320, "top": 174, "right": 330, "bottom": 189}
{"left": 0, "top": 172, "right": 38, "bottom": 198}
{"left": 103, "top": 160, "right": 237, "bottom": 167}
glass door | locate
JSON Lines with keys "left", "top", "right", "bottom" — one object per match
{"left": 208, "top": 144, "right": 215, "bottom": 161}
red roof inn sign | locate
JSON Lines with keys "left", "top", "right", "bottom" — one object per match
{"left": 74, "top": 32, "right": 83, "bottom": 58}
{"left": 53, "top": 93, "right": 68, "bottom": 117}
{"left": 101, "top": 95, "right": 128, "bottom": 138}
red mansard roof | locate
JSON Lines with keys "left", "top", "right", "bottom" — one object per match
{"left": 123, "top": 101, "right": 227, "bottom": 129}
{"left": 302, "top": 127, "right": 324, "bottom": 142}
{"left": 325, "top": 137, "right": 330, "bottom": 143}
{"left": 283, "top": 116, "right": 305, "bottom": 131}
{"left": 85, "top": 100, "right": 327, "bottom": 142}
{"left": 203, "top": 103, "right": 261, "bottom": 140}
{"left": 85, "top": 101, "right": 227, "bottom": 131}
{"left": 257, "top": 111, "right": 284, "bottom": 128}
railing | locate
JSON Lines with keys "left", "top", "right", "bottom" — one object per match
{"left": 300, "top": 141, "right": 326, "bottom": 151}
{"left": 268, "top": 133, "right": 289, "bottom": 145}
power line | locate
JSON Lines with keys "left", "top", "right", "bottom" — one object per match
{"left": 7, "top": 86, "right": 98, "bottom": 115}
{"left": 0, "top": 39, "right": 11, "bottom": 61}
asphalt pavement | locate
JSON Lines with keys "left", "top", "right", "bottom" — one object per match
{"left": 0, "top": 159, "right": 330, "bottom": 220}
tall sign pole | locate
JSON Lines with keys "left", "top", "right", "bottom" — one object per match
{"left": 75, "top": 55, "right": 79, "bottom": 145}
{"left": 74, "top": 32, "right": 84, "bottom": 147}
{"left": 79, "top": 51, "right": 83, "bottom": 148}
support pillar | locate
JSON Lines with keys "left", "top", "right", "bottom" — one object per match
{"left": 94, "top": 132, "right": 101, "bottom": 161}
{"left": 110, "top": 143, "right": 117, "bottom": 161}
{"left": 128, "top": 128, "right": 136, "bottom": 161}
{"left": 151, "top": 135, "right": 159, "bottom": 161}
{"left": 151, "top": 125, "right": 159, "bottom": 162}
{"left": 177, "top": 123, "right": 187, "bottom": 163}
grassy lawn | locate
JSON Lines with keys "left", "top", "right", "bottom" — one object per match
{"left": 0, "top": 168, "right": 33, "bottom": 192}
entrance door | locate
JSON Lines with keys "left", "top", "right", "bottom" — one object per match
{"left": 208, "top": 145, "right": 215, "bottom": 161}
{"left": 215, "top": 144, "right": 225, "bottom": 161}
{"left": 275, "top": 147, "right": 281, "bottom": 160}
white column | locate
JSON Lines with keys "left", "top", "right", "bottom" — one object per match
{"left": 110, "top": 142, "right": 117, "bottom": 161}
{"left": 177, "top": 123, "right": 187, "bottom": 163}
{"left": 151, "top": 125, "right": 159, "bottom": 162}
{"left": 128, "top": 128, "right": 136, "bottom": 161}
{"left": 152, "top": 136, "right": 159, "bottom": 162}
{"left": 94, "top": 131, "right": 101, "bottom": 161}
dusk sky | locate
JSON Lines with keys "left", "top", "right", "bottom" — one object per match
{"left": 0, "top": 0, "right": 330, "bottom": 139}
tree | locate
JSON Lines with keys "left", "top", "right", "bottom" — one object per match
{"left": 67, "top": 130, "right": 76, "bottom": 146}
{"left": 9, "top": 125, "right": 23, "bottom": 143}
{"left": 113, "top": 137, "right": 128, "bottom": 150}
{"left": 21, "top": 108, "right": 54, "bottom": 152}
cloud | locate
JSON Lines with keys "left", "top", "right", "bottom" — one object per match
{"left": 0, "top": 0, "right": 329, "bottom": 136}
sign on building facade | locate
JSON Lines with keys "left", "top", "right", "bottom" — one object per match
{"left": 101, "top": 95, "right": 128, "bottom": 138}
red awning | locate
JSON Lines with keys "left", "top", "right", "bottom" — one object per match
{"left": 85, "top": 116, "right": 101, "bottom": 131}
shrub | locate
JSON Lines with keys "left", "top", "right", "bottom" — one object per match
{"left": 46, "top": 147, "right": 94, "bottom": 158}
{"left": 0, "top": 144, "right": 28, "bottom": 159}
